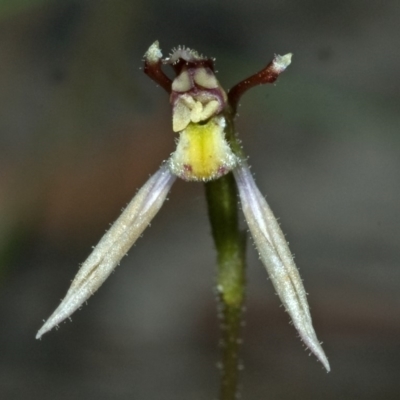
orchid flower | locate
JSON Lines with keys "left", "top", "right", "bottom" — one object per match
{"left": 36, "top": 41, "right": 329, "bottom": 373}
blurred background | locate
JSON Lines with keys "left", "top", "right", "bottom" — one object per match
{"left": 0, "top": 0, "right": 399, "bottom": 399}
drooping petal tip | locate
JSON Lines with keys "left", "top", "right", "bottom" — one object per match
{"left": 36, "top": 165, "right": 176, "bottom": 339}
{"left": 233, "top": 161, "right": 329, "bottom": 371}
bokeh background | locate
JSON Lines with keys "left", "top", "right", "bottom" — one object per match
{"left": 1, "top": 1, "right": 399, "bottom": 399}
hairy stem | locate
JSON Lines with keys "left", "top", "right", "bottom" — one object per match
{"left": 205, "top": 172, "right": 246, "bottom": 400}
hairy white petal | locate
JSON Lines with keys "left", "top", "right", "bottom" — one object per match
{"left": 234, "top": 162, "right": 330, "bottom": 371}
{"left": 36, "top": 165, "right": 176, "bottom": 339}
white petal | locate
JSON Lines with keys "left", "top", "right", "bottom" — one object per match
{"left": 234, "top": 162, "right": 330, "bottom": 371}
{"left": 36, "top": 164, "right": 176, "bottom": 339}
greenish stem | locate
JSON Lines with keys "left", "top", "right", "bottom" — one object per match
{"left": 205, "top": 172, "right": 246, "bottom": 400}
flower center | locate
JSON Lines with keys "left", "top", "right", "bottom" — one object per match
{"left": 168, "top": 116, "right": 238, "bottom": 181}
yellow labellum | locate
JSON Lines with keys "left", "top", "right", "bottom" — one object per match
{"left": 168, "top": 116, "right": 238, "bottom": 181}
